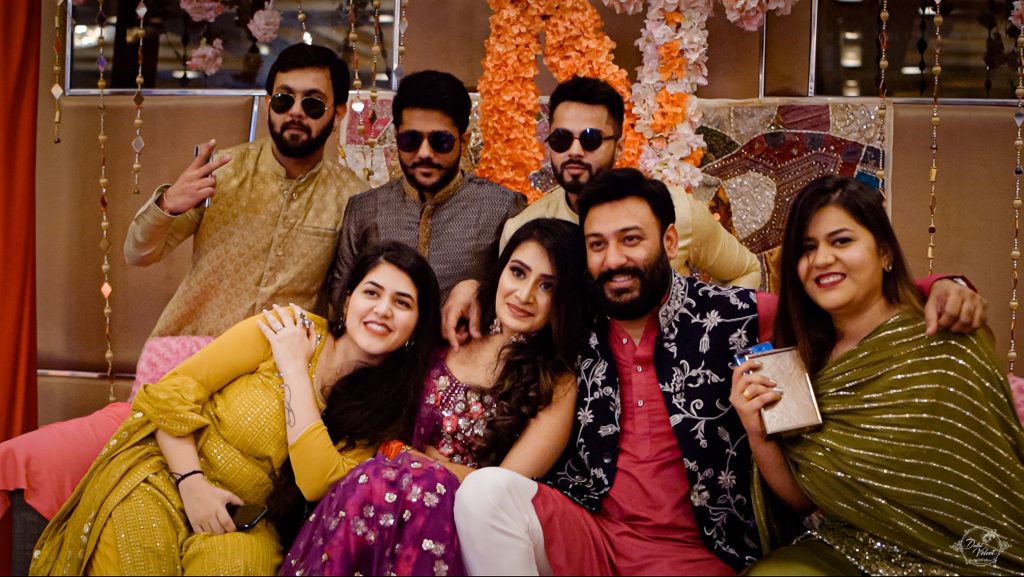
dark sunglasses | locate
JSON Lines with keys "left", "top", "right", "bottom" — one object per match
{"left": 546, "top": 128, "right": 618, "bottom": 153}
{"left": 269, "top": 93, "right": 328, "bottom": 120}
{"left": 396, "top": 130, "right": 458, "bottom": 154}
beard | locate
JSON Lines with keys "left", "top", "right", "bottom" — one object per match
{"left": 552, "top": 157, "right": 613, "bottom": 195}
{"left": 400, "top": 153, "right": 462, "bottom": 195}
{"left": 593, "top": 246, "right": 673, "bottom": 320}
{"left": 270, "top": 112, "right": 334, "bottom": 159}
{"left": 553, "top": 160, "right": 592, "bottom": 195}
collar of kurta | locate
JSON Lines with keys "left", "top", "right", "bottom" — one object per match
{"left": 259, "top": 139, "right": 324, "bottom": 183}
{"left": 401, "top": 170, "right": 464, "bottom": 206}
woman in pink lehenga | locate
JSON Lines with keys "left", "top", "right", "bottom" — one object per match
{"left": 280, "top": 219, "right": 591, "bottom": 576}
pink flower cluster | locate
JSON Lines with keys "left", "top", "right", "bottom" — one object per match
{"left": 248, "top": 6, "right": 282, "bottom": 43}
{"left": 721, "top": 0, "right": 798, "bottom": 31}
{"left": 187, "top": 38, "right": 224, "bottom": 76}
{"left": 607, "top": 0, "right": 799, "bottom": 31}
{"left": 600, "top": 0, "right": 646, "bottom": 15}
{"left": 1012, "top": 1, "right": 1024, "bottom": 30}
{"left": 180, "top": 0, "right": 225, "bottom": 23}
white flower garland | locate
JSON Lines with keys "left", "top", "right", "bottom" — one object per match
{"left": 603, "top": 0, "right": 799, "bottom": 188}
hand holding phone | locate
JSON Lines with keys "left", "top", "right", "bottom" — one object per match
{"left": 226, "top": 503, "right": 268, "bottom": 531}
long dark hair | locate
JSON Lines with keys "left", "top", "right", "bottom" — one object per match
{"left": 268, "top": 241, "right": 441, "bottom": 547}
{"left": 775, "top": 176, "right": 922, "bottom": 373}
{"left": 472, "top": 218, "right": 591, "bottom": 467}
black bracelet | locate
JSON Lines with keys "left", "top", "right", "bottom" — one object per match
{"left": 173, "top": 469, "right": 204, "bottom": 487}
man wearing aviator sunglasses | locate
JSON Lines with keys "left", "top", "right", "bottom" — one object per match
{"left": 329, "top": 70, "right": 524, "bottom": 306}
{"left": 125, "top": 43, "right": 367, "bottom": 339}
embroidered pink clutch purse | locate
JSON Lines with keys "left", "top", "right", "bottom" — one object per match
{"left": 747, "top": 347, "right": 823, "bottom": 437}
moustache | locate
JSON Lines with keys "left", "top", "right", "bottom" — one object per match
{"left": 282, "top": 122, "right": 311, "bottom": 135}
{"left": 559, "top": 161, "right": 591, "bottom": 173}
{"left": 410, "top": 159, "right": 444, "bottom": 170}
{"left": 595, "top": 266, "right": 644, "bottom": 286}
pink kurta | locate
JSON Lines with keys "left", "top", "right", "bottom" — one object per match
{"left": 533, "top": 315, "right": 734, "bottom": 576}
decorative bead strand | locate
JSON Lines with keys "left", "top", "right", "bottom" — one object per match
{"left": 348, "top": 0, "right": 371, "bottom": 180}
{"left": 396, "top": 0, "right": 407, "bottom": 82}
{"left": 97, "top": 0, "right": 116, "bottom": 400}
{"left": 348, "top": 0, "right": 362, "bottom": 91}
{"left": 52, "top": 0, "right": 65, "bottom": 143}
{"left": 926, "top": 0, "right": 943, "bottom": 274}
{"left": 363, "top": 0, "right": 383, "bottom": 182}
{"left": 296, "top": 0, "right": 310, "bottom": 43}
{"left": 876, "top": 0, "right": 889, "bottom": 202}
{"left": 1010, "top": 33, "right": 1024, "bottom": 371}
{"left": 130, "top": 1, "right": 148, "bottom": 195}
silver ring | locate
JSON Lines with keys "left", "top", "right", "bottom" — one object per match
{"left": 273, "top": 324, "right": 284, "bottom": 332}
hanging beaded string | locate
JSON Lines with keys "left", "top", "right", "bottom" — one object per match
{"left": 363, "top": 0, "right": 383, "bottom": 182}
{"left": 130, "top": 1, "right": 148, "bottom": 195}
{"left": 97, "top": 0, "right": 116, "bottom": 400}
{"left": 296, "top": 0, "right": 310, "bottom": 43}
{"left": 875, "top": 0, "right": 889, "bottom": 202}
{"left": 348, "top": 0, "right": 372, "bottom": 180}
{"left": 926, "top": 0, "right": 943, "bottom": 274}
{"left": 1010, "top": 32, "right": 1024, "bottom": 372}
{"left": 396, "top": 0, "right": 407, "bottom": 83}
{"left": 52, "top": 0, "right": 66, "bottom": 143}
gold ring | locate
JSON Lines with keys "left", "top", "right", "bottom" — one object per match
{"left": 742, "top": 388, "right": 753, "bottom": 400}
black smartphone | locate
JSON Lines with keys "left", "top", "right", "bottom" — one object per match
{"left": 227, "top": 503, "right": 268, "bottom": 531}
{"left": 193, "top": 146, "right": 213, "bottom": 208}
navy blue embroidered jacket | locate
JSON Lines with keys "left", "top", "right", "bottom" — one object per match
{"left": 542, "top": 274, "right": 762, "bottom": 571}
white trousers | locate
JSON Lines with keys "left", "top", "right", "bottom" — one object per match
{"left": 454, "top": 467, "right": 552, "bottom": 576}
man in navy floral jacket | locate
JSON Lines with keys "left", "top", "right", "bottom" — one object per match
{"left": 453, "top": 168, "right": 988, "bottom": 576}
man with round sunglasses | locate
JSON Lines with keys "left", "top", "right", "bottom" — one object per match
{"left": 442, "top": 76, "right": 760, "bottom": 348}
{"left": 125, "top": 43, "right": 367, "bottom": 338}
{"left": 328, "top": 70, "right": 524, "bottom": 305}
{"left": 503, "top": 76, "right": 760, "bottom": 287}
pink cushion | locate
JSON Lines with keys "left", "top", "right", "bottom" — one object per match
{"left": 0, "top": 336, "right": 215, "bottom": 520}
{"left": 1010, "top": 373, "right": 1024, "bottom": 428}
{"left": 130, "top": 335, "right": 214, "bottom": 402}
{"left": 0, "top": 402, "right": 132, "bottom": 520}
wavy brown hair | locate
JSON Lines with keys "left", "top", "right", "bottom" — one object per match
{"left": 774, "top": 176, "right": 922, "bottom": 373}
{"left": 267, "top": 241, "right": 440, "bottom": 547}
{"left": 472, "top": 219, "right": 591, "bottom": 467}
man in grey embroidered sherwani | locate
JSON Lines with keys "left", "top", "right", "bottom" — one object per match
{"left": 328, "top": 70, "right": 524, "bottom": 307}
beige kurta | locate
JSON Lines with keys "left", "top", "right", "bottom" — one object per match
{"left": 124, "top": 138, "right": 367, "bottom": 337}
{"left": 499, "top": 184, "right": 762, "bottom": 289}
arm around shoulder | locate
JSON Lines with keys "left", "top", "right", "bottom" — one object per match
{"left": 683, "top": 193, "right": 762, "bottom": 289}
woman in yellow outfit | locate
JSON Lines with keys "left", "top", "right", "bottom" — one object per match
{"left": 30, "top": 242, "right": 441, "bottom": 576}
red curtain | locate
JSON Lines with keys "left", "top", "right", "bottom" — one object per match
{"left": 1, "top": 2, "right": 40, "bottom": 441}
{"left": 1, "top": 2, "right": 40, "bottom": 570}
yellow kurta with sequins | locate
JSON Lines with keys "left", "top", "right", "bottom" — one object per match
{"left": 29, "top": 314, "right": 375, "bottom": 576}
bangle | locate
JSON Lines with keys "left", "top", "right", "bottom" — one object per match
{"left": 173, "top": 469, "right": 204, "bottom": 487}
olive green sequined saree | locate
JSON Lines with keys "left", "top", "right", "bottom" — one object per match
{"left": 760, "top": 312, "right": 1024, "bottom": 575}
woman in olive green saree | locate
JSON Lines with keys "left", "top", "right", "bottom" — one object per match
{"left": 733, "top": 176, "right": 1024, "bottom": 575}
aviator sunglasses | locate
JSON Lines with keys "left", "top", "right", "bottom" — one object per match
{"left": 269, "top": 93, "right": 328, "bottom": 120}
{"left": 396, "top": 130, "right": 458, "bottom": 154}
{"left": 546, "top": 128, "right": 618, "bottom": 153}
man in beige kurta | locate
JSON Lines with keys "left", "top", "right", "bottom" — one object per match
{"left": 499, "top": 76, "right": 760, "bottom": 289}
{"left": 125, "top": 44, "right": 367, "bottom": 338}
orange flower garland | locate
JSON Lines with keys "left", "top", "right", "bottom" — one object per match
{"left": 542, "top": 0, "right": 643, "bottom": 168}
{"left": 477, "top": 0, "right": 640, "bottom": 201}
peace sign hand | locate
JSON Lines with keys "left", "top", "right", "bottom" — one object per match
{"left": 158, "top": 139, "right": 232, "bottom": 215}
